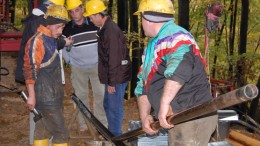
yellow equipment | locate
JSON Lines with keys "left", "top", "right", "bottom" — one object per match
{"left": 84, "top": 0, "right": 107, "bottom": 16}
{"left": 134, "top": 0, "right": 175, "bottom": 15}
{"left": 45, "top": 5, "right": 69, "bottom": 22}
{"left": 66, "top": 0, "right": 82, "bottom": 10}
{"left": 49, "top": 0, "right": 65, "bottom": 6}
{"left": 52, "top": 143, "right": 68, "bottom": 146}
{"left": 34, "top": 139, "right": 49, "bottom": 146}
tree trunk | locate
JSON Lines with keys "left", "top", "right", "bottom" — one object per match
{"left": 236, "top": 0, "right": 249, "bottom": 87}
{"left": 129, "top": 0, "right": 139, "bottom": 97}
{"left": 10, "top": 0, "right": 15, "bottom": 23}
{"left": 248, "top": 76, "right": 260, "bottom": 123}
{"left": 107, "top": 0, "right": 113, "bottom": 17}
{"left": 129, "top": 0, "right": 138, "bottom": 32}
{"left": 228, "top": 0, "right": 238, "bottom": 80}
{"left": 178, "top": 0, "right": 189, "bottom": 31}
{"left": 236, "top": 0, "right": 250, "bottom": 115}
{"left": 117, "top": 0, "right": 128, "bottom": 31}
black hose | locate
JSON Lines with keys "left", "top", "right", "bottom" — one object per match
{"left": 230, "top": 107, "right": 260, "bottom": 129}
{"left": 231, "top": 120, "right": 260, "bottom": 134}
{"left": 0, "top": 67, "right": 9, "bottom": 76}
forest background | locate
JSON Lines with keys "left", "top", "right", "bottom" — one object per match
{"left": 10, "top": 0, "right": 260, "bottom": 121}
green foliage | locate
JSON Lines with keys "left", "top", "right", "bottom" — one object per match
{"left": 125, "top": 0, "right": 260, "bottom": 86}
{"left": 15, "top": 0, "right": 27, "bottom": 9}
{"left": 11, "top": 0, "right": 260, "bottom": 86}
{"left": 188, "top": 0, "right": 260, "bottom": 86}
{"left": 14, "top": 0, "right": 28, "bottom": 30}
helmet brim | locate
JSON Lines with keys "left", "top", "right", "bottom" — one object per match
{"left": 133, "top": 11, "right": 141, "bottom": 15}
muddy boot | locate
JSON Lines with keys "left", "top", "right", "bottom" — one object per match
{"left": 52, "top": 143, "right": 68, "bottom": 146}
{"left": 34, "top": 139, "right": 49, "bottom": 146}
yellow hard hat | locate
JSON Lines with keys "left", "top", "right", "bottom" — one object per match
{"left": 84, "top": 0, "right": 107, "bottom": 17}
{"left": 134, "top": 0, "right": 175, "bottom": 15}
{"left": 49, "top": 0, "right": 65, "bottom": 6}
{"left": 66, "top": 0, "right": 82, "bottom": 10}
{"left": 46, "top": 5, "right": 69, "bottom": 22}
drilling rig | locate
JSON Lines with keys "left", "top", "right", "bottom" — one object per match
{"left": 0, "top": 0, "right": 40, "bottom": 77}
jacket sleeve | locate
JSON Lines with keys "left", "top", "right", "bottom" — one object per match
{"left": 104, "top": 26, "right": 124, "bottom": 86}
{"left": 57, "top": 38, "right": 66, "bottom": 50}
{"left": 134, "top": 66, "right": 147, "bottom": 97}
{"left": 23, "top": 35, "right": 45, "bottom": 84}
{"left": 164, "top": 43, "right": 195, "bottom": 85}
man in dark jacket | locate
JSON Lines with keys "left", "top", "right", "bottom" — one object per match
{"left": 84, "top": 0, "right": 132, "bottom": 136}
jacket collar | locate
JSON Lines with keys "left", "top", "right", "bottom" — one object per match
{"left": 72, "top": 17, "right": 89, "bottom": 27}
{"left": 99, "top": 16, "right": 111, "bottom": 30}
{"left": 37, "top": 25, "right": 52, "bottom": 37}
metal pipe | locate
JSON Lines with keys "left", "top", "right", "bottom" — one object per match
{"left": 71, "top": 94, "right": 127, "bottom": 146}
{"left": 113, "top": 84, "right": 258, "bottom": 142}
{"left": 19, "top": 91, "right": 42, "bottom": 122}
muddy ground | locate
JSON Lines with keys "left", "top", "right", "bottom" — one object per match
{"left": 1, "top": 53, "right": 260, "bottom": 146}
{"left": 0, "top": 54, "right": 139, "bottom": 146}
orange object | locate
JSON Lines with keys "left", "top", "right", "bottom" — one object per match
{"left": 229, "top": 130, "right": 260, "bottom": 146}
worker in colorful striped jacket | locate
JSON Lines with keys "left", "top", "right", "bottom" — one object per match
{"left": 134, "top": 0, "right": 218, "bottom": 146}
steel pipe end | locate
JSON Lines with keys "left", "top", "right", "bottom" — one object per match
{"left": 244, "top": 84, "right": 259, "bottom": 99}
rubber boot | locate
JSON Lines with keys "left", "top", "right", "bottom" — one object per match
{"left": 52, "top": 143, "right": 68, "bottom": 146}
{"left": 34, "top": 139, "right": 49, "bottom": 146}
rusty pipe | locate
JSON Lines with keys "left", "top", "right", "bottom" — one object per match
{"left": 113, "top": 84, "right": 258, "bottom": 142}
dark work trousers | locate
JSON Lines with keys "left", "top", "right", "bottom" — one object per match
{"left": 34, "top": 108, "right": 69, "bottom": 144}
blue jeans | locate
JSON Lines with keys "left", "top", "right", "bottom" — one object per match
{"left": 104, "top": 82, "right": 128, "bottom": 136}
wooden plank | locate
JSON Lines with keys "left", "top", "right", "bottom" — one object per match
{"left": 229, "top": 130, "right": 260, "bottom": 146}
{"left": 224, "top": 138, "right": 244, "bottom": 146}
